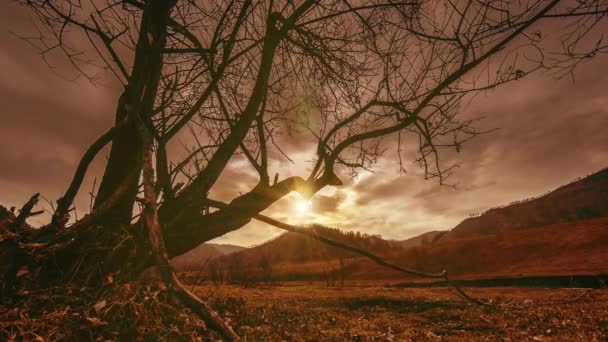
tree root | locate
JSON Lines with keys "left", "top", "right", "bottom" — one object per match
{"left": 141, "top": 146, "right": 240, "bottom": 341}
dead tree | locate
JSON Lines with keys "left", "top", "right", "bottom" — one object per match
{"left": 2, "top": 0, "right": 607, "bottom": 339}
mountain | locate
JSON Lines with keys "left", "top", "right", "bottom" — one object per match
{"left": 223, "top": 225, "right": 401, "bottom": 265}
{"left": 395, "top": 217, "right": 608, "bottom": 278}
{"left": 171, "top": 243, "right": 246, "bottom": 271}
{"left": 205, "top": 226, "right": 404, "bottom": 282}
{"left": 396, "top": 231, "right": 445, "bottom": 250}
{"left": 438, "top": 168, "right": 608, "bottom": 242}
{"left": 195, "top": 168, "right": 608, "bottom": 281}
{"left": 383, "top": 168, "right": 608, "bottom": 278}
{"left": 212, "top": 244, "right": 246, "bottom": 255}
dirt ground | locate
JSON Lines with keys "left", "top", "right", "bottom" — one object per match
{"left": 192, "top": 282, "right": 608, "bottom": 341}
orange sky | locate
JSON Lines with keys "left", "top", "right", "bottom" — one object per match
{"left": 1, "top": 2, "right": 607, "bottom": 246}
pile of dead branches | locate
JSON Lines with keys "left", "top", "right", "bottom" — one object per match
{"left": 0, "top": 280, "right": 224, "bottom": 341}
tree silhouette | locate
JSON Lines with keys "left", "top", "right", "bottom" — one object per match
{"left": 2, "top": 0, "right": 607, "bottom": 339}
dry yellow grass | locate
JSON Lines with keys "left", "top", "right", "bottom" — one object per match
{"left": 194, "top": 282, "right": 608, "bottom": 341}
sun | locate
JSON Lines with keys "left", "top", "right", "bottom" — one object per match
{"left": 293, "top": 196, "right": 312, "bottom": 216}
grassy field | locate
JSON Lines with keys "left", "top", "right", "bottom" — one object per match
{"left": 192, "top": 282, "right": 608, "bottom": 341}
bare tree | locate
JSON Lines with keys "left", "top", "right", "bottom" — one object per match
{"left": 2, "top": 0, "right": 607, "bottom": 339}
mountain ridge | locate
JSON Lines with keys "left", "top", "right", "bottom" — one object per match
{"left": 182, "top": 168, "right": 608, "bottom": 280}
{"left": 438, "top": 167, "right": 608, "bottom": 242}
{"left": 171, "top": 243, "right": 245, "bottom": 271}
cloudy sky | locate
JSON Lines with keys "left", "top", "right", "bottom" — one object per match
{"left": 1, "top": 2, "right": 607, "bottom": 247}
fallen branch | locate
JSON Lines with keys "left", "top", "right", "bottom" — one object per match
{"left": 203, "top": 198, "right": 493, "bottom": 306}
{"left": 256, "top": 213, "right": 494, "bottom": 306}
{"left": 251, "top": 213, "right": 593, "bottom": 308}
{"left": 14, "top": 193, "right": 41, "bottom": 231}
{"left": 256, "top": 214, "right": 445, "bottom": 279}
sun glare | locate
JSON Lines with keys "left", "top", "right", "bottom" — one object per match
{"left": 293, "top": 197, "right": 312, "bottom": 216}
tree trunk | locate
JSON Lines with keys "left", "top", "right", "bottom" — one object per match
{"left": 93, "top": 116, "right": 143, "bottom": 224}
{"left": 160, "top": 177, "right": 311, "bottom": 257}
{"left": 94, "top": 0, "right": 175, "bottom": 224}
{"left": 1, "top": 173, "right": 325, "bottom": 297}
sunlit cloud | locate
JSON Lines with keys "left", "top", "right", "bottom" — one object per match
{"left": 1, "top": 2, "right": 607, "bottom": 247}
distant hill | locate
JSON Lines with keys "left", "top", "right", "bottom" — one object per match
{"left": 190, "top": 168, "right": 608, "bottom": 281}
{"left": 212, "top": 244, "right": 247, "bottom": 255}
{"left": 223, "top": 225, "right": 401, "bottom": 265}
{"left": 171, "top": 243, "right": 245, "bottom": 271}
{"left": 203, "top": 226, "right": 404, "bottom": 282}
{"left": 396, "top": 231, "right": 445, "bottom": 250}
{"left": 387, "top": 168, "right": 608, "bottom": 278}
{"left": 394, "top": 217, "right": 608, "bottom": 278}
{"left": 438, "top": 168, "right": 608, "bottom": 242}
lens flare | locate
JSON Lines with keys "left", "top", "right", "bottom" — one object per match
{"left": 293, "top": 197, "right": 312, "bottom": 216}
